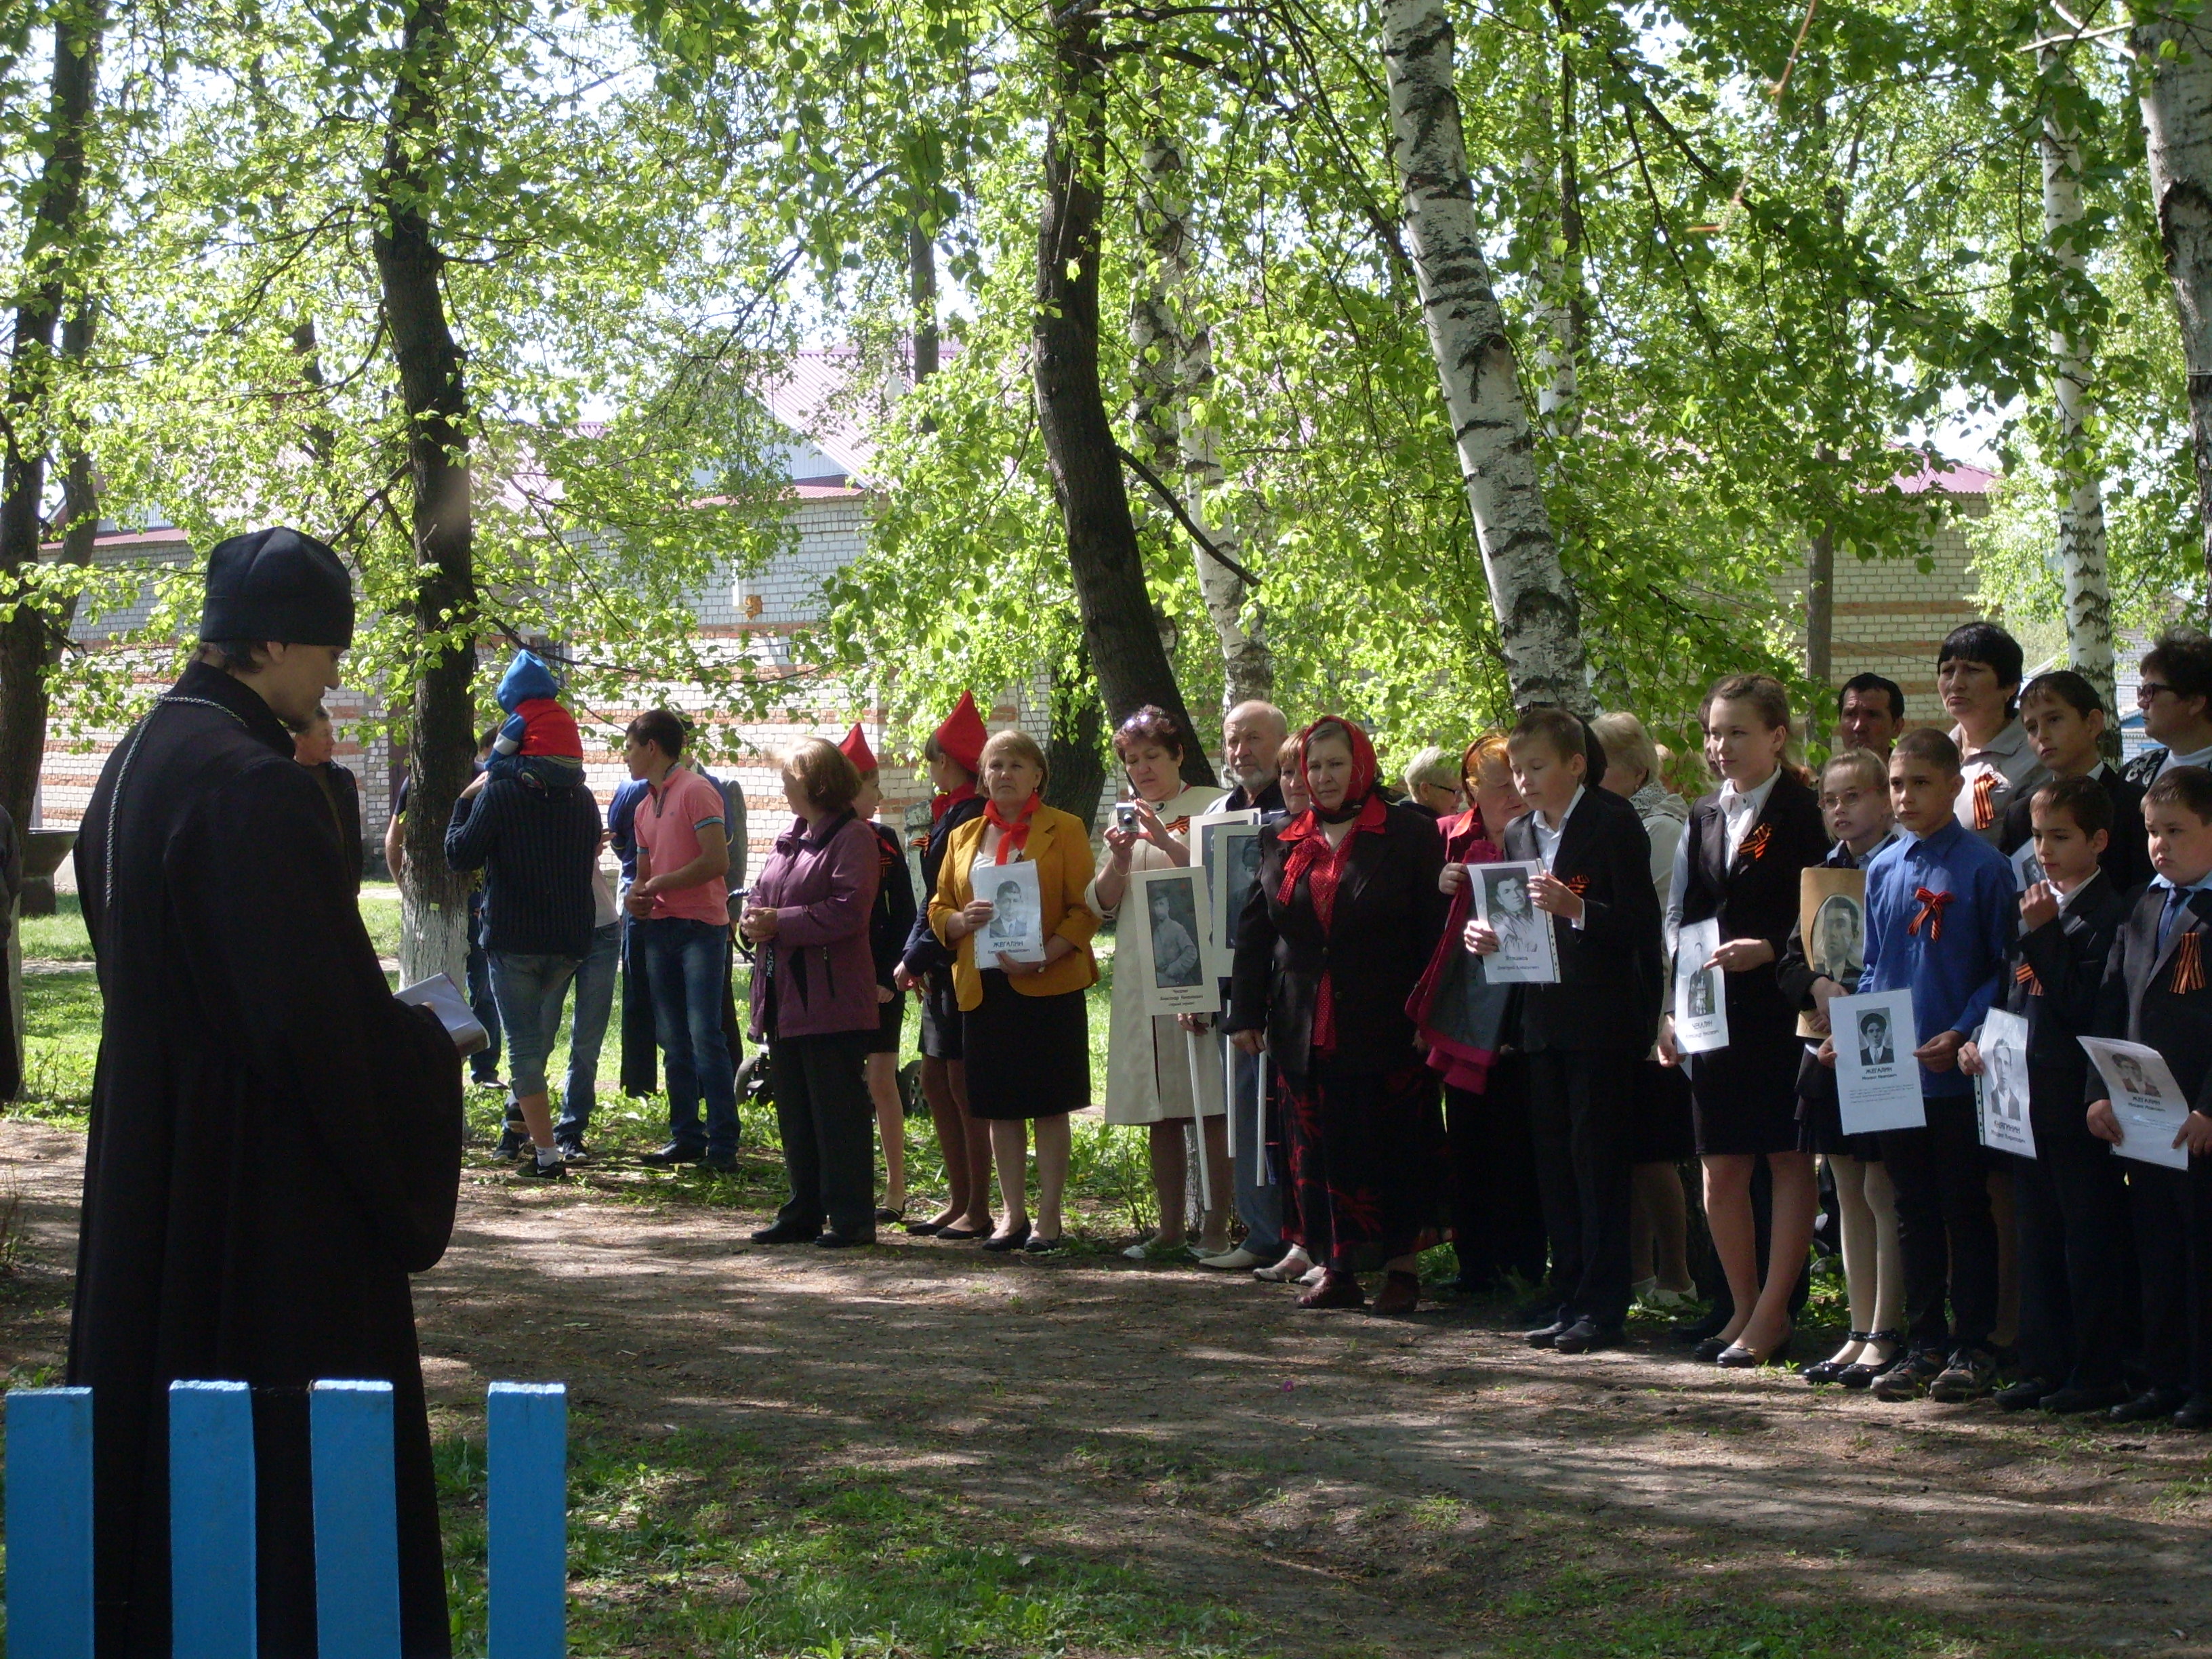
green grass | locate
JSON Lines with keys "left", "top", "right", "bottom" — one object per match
{"left": 17, "top": 893, "right": 91, "bottom": 962}
{"left": 431, "top": 1422, "right": 1249, "bottom": 1659}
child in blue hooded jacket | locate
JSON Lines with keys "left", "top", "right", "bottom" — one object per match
{"left": 487, "top": 649, "right": 584, "bottom": 789}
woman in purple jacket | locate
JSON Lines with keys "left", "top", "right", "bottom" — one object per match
{"left": 739, "top": 738, "right": 884, "bottom": 1246}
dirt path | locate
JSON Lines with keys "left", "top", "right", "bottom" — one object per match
{"left": 5, "top": 1120, "right": 2208, "bottom": 1656}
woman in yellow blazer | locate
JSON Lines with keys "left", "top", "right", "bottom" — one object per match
{"left": 928, "top": 727, "right": 1099, "bottom": 1252}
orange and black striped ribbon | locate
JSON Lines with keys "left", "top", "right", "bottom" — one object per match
{"left": 2015, "top": 961, "right": 2042, "bottom": 997}
{"left": 1973, "top": 772, "right": 2000, "bottom": 831}
{"left": 2173, "top": 931, "right": 2205, "bottom": 996}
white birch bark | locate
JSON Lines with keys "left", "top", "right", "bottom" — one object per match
{"left": 1383, "top": 0, "right": 1589, "bottom": 712}
{"left": 2044, "top": 47, "right": 2114, "bottom": 713}
{"left": 2137, "top": 1, "right": 2212, "bottom": 594}
{"left": 399, "top": 890, "right": 472, "bottom": 988}
{"left": 1133, "top": 126, "right": 1271, "bottom": 709}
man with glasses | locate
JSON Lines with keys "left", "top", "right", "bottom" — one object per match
{"left": 2125, "top": 631, "right": 2212, "bottom": 786}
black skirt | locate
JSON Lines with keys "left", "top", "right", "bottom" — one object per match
{"left": 1793, "top": 1048, "right": 1884, "bottom": 1160}
{"left": 1686, "top": 1029, "right": 1805, "bottom": 1157}
{"left": 867, "top": 985, "right": 906, "bottom": 1055}
{"left": 1629, "top": 1058, "right": 1696, "bottom": 1164}
{"left": 919, "top": 964, "right": 964, "bottom": 1060}
{"left": 962, "top": 970, "right": 1090, "bottom": 1120}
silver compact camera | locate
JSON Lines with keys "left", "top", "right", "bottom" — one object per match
{"left": 1115, "top": 802, "right": 1139, "bottom": 830}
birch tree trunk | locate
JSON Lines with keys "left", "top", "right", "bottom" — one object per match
{"left": 1382, "top": 0, "right": 1589, "bottom": 712}
{"left": 0, "top": 0, "right": 107, "bottom": 836}
{"left": 909, "top": 222, "right": 940, "bottom": 384}
{"left": 2045, "top": 48, "right": 2115, "bottom": 712}
{"left": 375, "top": 0, "right": 477, "bottom": 987}
{"left": 1032, "top": 3, "right": 1212, "bottom": 782}
{"left": 2137, "top": 1, "right": 2212, "bottom": 602}
{"left": 1530, "top": 45, "right": 1584, "bottom": 439}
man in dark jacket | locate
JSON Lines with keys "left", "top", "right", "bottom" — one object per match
{"left": 70, "top": 526, "right": 464, "bottom": 1657}
{"left": 295, "top": 701, "right": 365, "bottom": 890}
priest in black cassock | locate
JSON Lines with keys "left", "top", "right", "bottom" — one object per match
{"left": 70, "top": 527, "right": 464, "bottom": 1656}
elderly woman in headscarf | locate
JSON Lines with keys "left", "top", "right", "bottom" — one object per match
{"left": 1227, "top": 716, "right": 1450, "bottom": 1313}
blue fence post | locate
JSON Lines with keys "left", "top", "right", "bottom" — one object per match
{"left": 5, "top": 1386, "right": 95, "bottom": 1659}
{"left": 309, "top": 1380, "right": 402, "bottom": 1659}
{"left": 169, "top": 1379, "right": 257, "bottom": 1659}
{"left": 487, "top": 1382, "right": 567, "bottom": 1659}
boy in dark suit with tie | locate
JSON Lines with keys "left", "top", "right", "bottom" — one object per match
{"left": 1999, "top": 671, "right": 2149, "bottom": 895}
{"left": 2087, "top": 765, "right": 2212, "bottom": 1428}
{"left": 1468, "top": 705, "right": 1662, "bottom": 1354}
{"left": 1963, "top": 775, "right": 2133, "bottom": 1413}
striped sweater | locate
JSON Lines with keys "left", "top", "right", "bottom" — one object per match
{"left": 443, "top": 777, "right": 604, "bottom": 958}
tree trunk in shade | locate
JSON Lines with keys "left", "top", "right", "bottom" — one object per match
{"left": 1382, "top": 0, "right": 1589, "bottom": 712}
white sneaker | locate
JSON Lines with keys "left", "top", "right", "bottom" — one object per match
{"left": 1201, "top": 1247, "right": 1265, "bottom": 1270}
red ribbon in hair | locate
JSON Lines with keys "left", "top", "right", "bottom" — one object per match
{"left": 1972, "top": 772, "right": 2000, "bottom": 831}
{"left": 1276, "top": 716, "right": 1388, "bottom": 1052}
{"left": 985, "top": 792, "right": 1042, "bottom": 863}
{"left": 2174, "top": 931, "right": 2206, "bottom": 996}
{"left": 1908, "top": 886, "right": 1953, "bottom": 942}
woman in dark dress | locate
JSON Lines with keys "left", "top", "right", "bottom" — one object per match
{"left": 893, "top": 693, "right": 995, "bottom": 1237}
{"left": 1229, "top": 716, "right": 1450, "bottom": 1313}
{"left": 1660, "top": 674, "right": 1830, "bottom": 1365}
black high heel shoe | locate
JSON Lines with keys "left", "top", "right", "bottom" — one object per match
{"left": 1801, "top": 1330, "right": 1875, "bottom": 1385}
{"left": 1692, "top": 1334, "right": 1734, "bottom": 1362}
{"left": 1717, "top": 1327, "right": 1793, "bottom": 1369}
{"left": 1836, "top": 1329, "right": 1904, "bottom": 1390}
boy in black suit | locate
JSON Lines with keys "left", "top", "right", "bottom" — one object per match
{"left": 1963, "top": 776, "right": 2133, "bottom": 1413}
{"left": 2087, "top": 765, "right": 2212, "bottom": 1428}
{"left": 2000, "top": 671, "right": 2148, "bottom": 895}
{"left": 1468, "top": 705, "right": 1662, "bottom": 1353}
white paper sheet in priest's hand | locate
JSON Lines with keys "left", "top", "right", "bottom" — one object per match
{"left": 1673, "top": 918, "right": 1730, "bottom": 1054}
{"left": 1831, "top": 988, "right": 1926, "bottom": 1134}
{"left": 2081, "top": 1037, "right": 2192, "bottom": 1171}
{"left": 396, "top": 972, "right": 491, "bottom": 1059}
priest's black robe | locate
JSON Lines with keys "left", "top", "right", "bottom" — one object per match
{"left": 70, "top": 659, "right": 464, "bottom": 1657}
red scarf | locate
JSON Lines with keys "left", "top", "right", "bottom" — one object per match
{"left": 1275, "top": 716, "right": 1387, "bottom": 1052}
{"left": 931, "top": 781, "right": 978, "bottom": 824}
{"left": 985, "top": 792, "right": 1042, "bottom": 863}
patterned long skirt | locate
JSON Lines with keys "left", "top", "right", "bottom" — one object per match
{"left": 1280, "top": 1057, "right": 1449, "bottom": 1273}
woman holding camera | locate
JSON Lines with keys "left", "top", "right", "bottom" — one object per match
{"left": 1090, "top": 706, "right": 1229, "bottom": 1258}
{"left": 927, "top": 729, "right": 1099, "bottom": 1252}
{"left": 741, "top": 738, "right": 884, "bottom": 1248}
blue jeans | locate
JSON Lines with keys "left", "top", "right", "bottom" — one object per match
{"left": 555, "top": 922, "right": 621, "bottom": 1143}
{"left": 1227, "top": 1038, "right": 1283, "bottom": 1258}
{"left": 466, "top": 896, "right": 502, "bottom": 1082}
{"left": 638, "top": 916, "right": 738, "bottom": 1157}
{"left": 487, "top": 951, "right": 583, "bottom": 1100}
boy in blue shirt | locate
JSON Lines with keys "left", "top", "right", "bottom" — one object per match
{"left": 1827, "top": 728, "right": 2015, "bottom": 1400}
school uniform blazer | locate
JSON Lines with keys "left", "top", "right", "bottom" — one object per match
{"left": 2089, "top": 883, "right": 2212, "bottom": 1115}
{"left": 2004, "top": 870, "right": 2127, "bottom": 1126}
{"left": 1225, "top": 801, "right": 1447, "bottom": 1082}
{"left": 1500, "top": 785, "right": 1663, "bottom": 1054}
{"left": 1999, "top": 764, "right": 2150, "bottom": 896}
{"left": 1673, "top": 770, "right": 1830, "bottom": 1048}
{"left": 928, "top": 804, "right": 1101, "bottom": 1009}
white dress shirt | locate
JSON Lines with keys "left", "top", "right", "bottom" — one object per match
{"left": 1719, "top": 768, "right": 1781, "bottom": 862}
{"left": 1532, "top": 785, "right": 1585, "bottom": 873}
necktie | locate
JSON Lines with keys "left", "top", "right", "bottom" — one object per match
{"left": 2161, "top": 885, "right": 2192, "bottom": 954}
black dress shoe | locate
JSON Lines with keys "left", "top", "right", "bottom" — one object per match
{"left": 701, "top": 1153, "right": 739, "bottom": 1173}
{"left": 2175, "top": 1393, "right": 2212, "bottom": 1430}
{"left": 1673, "top": 1308, "right": 1731, "bottom": 1345}
{"left": 816, "top": 1231, "right": 874, "bottom": 1249}
{"left": 1525, "top": 1319, "right": 1572, "bottom": 1349}
{"left": 905, "top": 1219, "right": 945, "bottom": 1236}
{"left": 1551, "top": 1319, "right": 1622, "bottom": 1355}
{"left": 2039, "top": 1380, "right": 2129, "bottom": 1415}
{"left": 1994, "top": 1376, "right": 2058, "bottom": 1412}
{"left": 640, "top": 1142, "right": 705, "bottom": 1167}
{"left": 750, "top": 1221, "right": 819, "bottom": 1244}
{"left": 979, "top": 1229, "right": 1031, "bottom": 1252}
{"left": 1692, "top": 1334, "right": 1733, "bottom": 1362}
{"left": 2110, "top": 1387, "right": 2191, "bottom": 1423}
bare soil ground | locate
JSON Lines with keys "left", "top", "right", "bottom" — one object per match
{"left": 5, "top": 1118, "right": 2209, "bottom": 1657}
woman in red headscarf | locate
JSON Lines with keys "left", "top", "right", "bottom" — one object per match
{"left": 1225, "top": 716, "right": 1451, "bottom": 1313}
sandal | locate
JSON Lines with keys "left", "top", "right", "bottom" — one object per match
{"left": 1801, "top": 1330, "right": 1875, "bottom": 1385}
{"left": 1298, "top": 1270, "right": 1366, "bottom": 1310}
{"left": 1837, "top": 1328, "right": 1904, "bottom": 1391}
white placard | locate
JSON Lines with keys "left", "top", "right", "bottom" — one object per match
{"left": 1975, "top": 1008, "right": 2034, "bottom": 1158}
{"left": 396, "top": 972, "right": 491, "bottom": 1058}
{"left": 1832, "top": 989, "right": 1927, "bottom": 1134}
{"left": 2010, "top": 839, "right": 2046, "bottom": 895}
{"left": 1472, "top": 860, "right": 1559, "bottom": 985}
{"left": 1132, "top": 864, "right": 1218, "bottom": 1015}
{"left": 1198, "top": 813, "right": 1263, "bottom": 981}
{"left": 1673, "top": 918, "right": 1730, "bottom": 1054}
{"left": 970, "top": 856, "right": 1046, "bottom": 964}
{"left": 2081, "top": 1037, "right": 2192, "bottom": 1170}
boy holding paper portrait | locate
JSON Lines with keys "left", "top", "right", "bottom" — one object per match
{"left": 2086, "top": 766, "right": 2212, "bottom": 1429}
{"left": 1959, "top": 775, "right": 2133, "bottom": 1414}
{"left": 1828, "top": 728, "right": 2014, "bottom": 1403}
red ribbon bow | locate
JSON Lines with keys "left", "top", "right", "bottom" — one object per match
{"left": 1908, "top": 886, "right": 1952, "bottom": 942}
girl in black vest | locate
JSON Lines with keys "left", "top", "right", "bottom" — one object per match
{"left": 1661, "top": 675, "right": 1830, "bottom": 1366}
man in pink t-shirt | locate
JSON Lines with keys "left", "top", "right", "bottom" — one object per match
{"left": 623, "top": 709, "right": 739, "bottom": 1167}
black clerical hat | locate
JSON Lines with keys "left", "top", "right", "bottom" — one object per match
{"left": 198, "top": 527, "right": 354, "bottom": 648}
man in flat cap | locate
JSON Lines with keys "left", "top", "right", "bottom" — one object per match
{"left": 70, "top": 527, "right": 464, "bottom": 1656}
